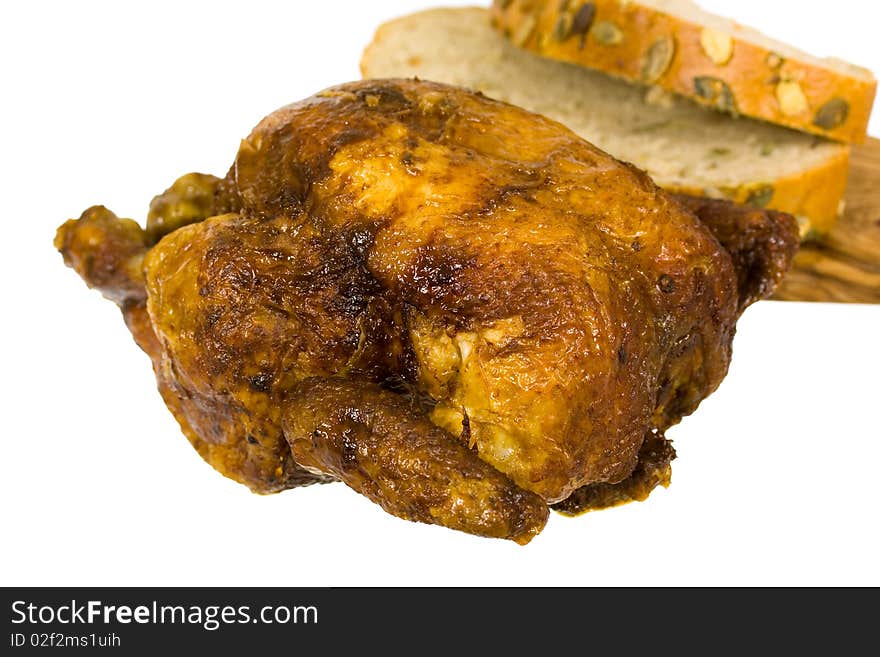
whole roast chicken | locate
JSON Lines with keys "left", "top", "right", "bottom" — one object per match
{"left": 56, "top": 79, "right": 797, "bottom": 543}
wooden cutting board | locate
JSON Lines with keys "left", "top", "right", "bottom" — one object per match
{"left": 774, "top": 137, "right": 880, "bottom": 303}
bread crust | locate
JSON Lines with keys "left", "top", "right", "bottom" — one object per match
{"left": 668, "top": 144, "right": 850, "bottom": 237}
{"left": 491, "top": 0, "right": 876, "bottom": 144}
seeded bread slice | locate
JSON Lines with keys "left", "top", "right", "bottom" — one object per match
{"left": 361, "top": 7, "right": 850, "bottom": 236}
{"left": 491, "top": 0, "right": 876, "bottom": 144}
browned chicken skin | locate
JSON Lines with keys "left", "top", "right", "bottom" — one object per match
{"left": 55, "top": 79, "right": 798, "bottom": 543}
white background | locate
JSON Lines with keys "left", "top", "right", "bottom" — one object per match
{"left": 1, "top": 1, "right": 878, "bottom": 586}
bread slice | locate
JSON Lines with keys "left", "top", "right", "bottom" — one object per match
{"left": 361, "top": 7, "right": 850, "bottom": 237}
{"left": 491, "top": 0, "right": 876, "bottom": 144}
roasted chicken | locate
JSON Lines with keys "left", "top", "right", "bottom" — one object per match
{"left": 56, "top": 79, "right": 798, "bottom": 543}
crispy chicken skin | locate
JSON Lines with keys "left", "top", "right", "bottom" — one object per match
{"left": 55, "top": 79, "right": 798, "bottom": 542}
